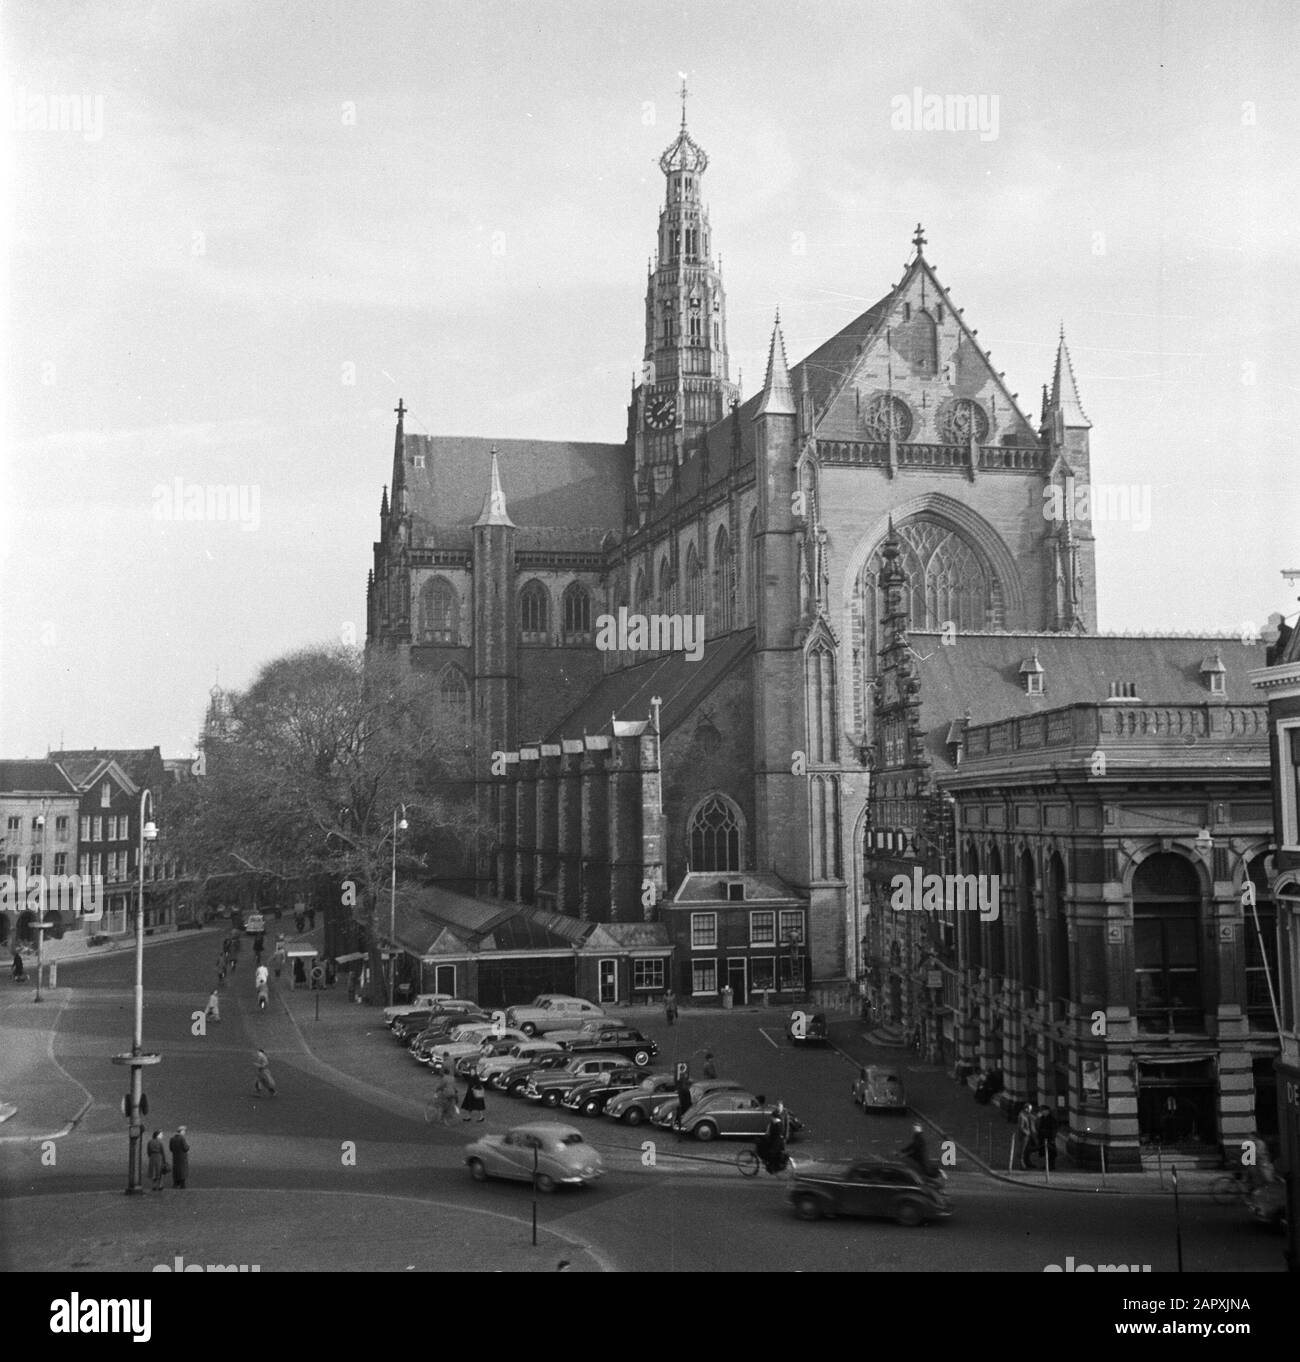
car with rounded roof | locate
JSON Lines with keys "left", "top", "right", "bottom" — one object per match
{"left": 603, "top": 1072, "right": 684, "bottom": 1126}
{"left": 648, "top": 1079, "right": 748, "bottom": 1129}
{"left": 410, "top": 1019, "right": 502, "bottom": 1065}
{"left": 788, "top": 1157, "right": 952, "bottom": 1226}
{"left": 522, "top": 1056, "right": 637, "bottom": 1107}
{"left": 465, "top": 1123, "right": 604, "bottom": 1193}
{"left": 556, "top": 1024, "right": 658, "bottom": 1068}
{"left": 496, "top": 1048, "right": 583, "bottom": 1094}
{"left": 560, "top": 1067, "right": 668, "bottom": 1118}
{"left": 475, "top": 1039, "right": 565, "bottom": 1086}
{"left": 853, "top": 1065, "right": 908, "bottom": 1112}
{"left": 383, "top": 993, "right": 460, "bottom": 1025}
{"left": 658, "top": 1089, "right": 806, "bottom": 1143}
{"left": 505, "top": 995, "right": 607, "bottom": 1036}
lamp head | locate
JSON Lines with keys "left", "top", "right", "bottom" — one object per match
{"left": 142, "top": 821, "right": 158, "bottom": 841}
{"left": 398, "top": 818, "right": 409, "bottom": 831}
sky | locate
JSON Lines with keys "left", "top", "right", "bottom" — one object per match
{"left": 2, "top": 0, "right": 1298, "bottom": 757}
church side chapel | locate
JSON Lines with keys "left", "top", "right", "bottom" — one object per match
{"left": 366, "top": 92, "right": 1278, "bottom": 1165}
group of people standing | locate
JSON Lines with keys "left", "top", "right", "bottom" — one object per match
{"left": 145, "top": 1127, "right": 191, "bottom": 1191}
{"left": 1018, "top": 1102, "right": 1060, "bottom": 1169}
{"left": 429, "top": 1065, "right": 487, "bottom": 1125}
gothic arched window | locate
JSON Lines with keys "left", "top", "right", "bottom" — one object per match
{"left": 805, "top": 637, "right": 838, "bottom": 764}
{"left": 634, "top": 568, "right": 648, "bottom": 615}
{"left": 713, "top": 526, "right": 733, "bottom": 632}
{"left": 747, "top": 509, "right": 759, "bottom": 623}
{"left": 659, "top": 556, "right": 675, "bottom": 614}
{"left": 685, "top": 544, "right": 704, "bottom": 618}
{"left": 437, "top": 663, "right": 468, "bottom": 707}
{"left": 418, "top": 576, "right": 458, "bottom": 644}
{"left": 519, "top": 580, "right": 550, "bottom": 643}
{"left": 689, "top": 793, "right": 743, "bottom": 872}
{"left": 561, "top": 582, "right": 592, "bottom": 642}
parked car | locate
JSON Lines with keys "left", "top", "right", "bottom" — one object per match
{"left": 788, "top": 1158, "right": 952, "bottom": 1226}
{"left": 853, "top": 1065, "right": 907, "bottom": 1112}
{"left": 428, "top": 1028, "right": 529, "bottom": 1074}
{"left": 557, "top": 1025, "right": 658, "bottom": 1068}
{"left": 545, "top": 1018, "right": 627, "bottom": 1046}
{"left": 384, "top": 994, "right": 472, "bottom": 1025}
{"left": 649, "top": 1079, "right": 747, "bottom": 1129}
{"left": 560, "top": 1067, "right": 665, "bottom": 1117}
{"left": 410, "top": 1020, "right": 500, "bottom": 1065}
{"left": 498, "top": 1049, "right": 583, "bottom": 1094}
{"left": 452, "top": 1033, "right": 538, "bottom": 1077}
{"left": 604, "top": 1073, "right": 684, "bottom": 1126}
{"left": 661, "top": 1089, "right": 806, "bottom": 1143}
{"left": 787, "top": 1010, "right": 830, "bottom": 1045}
{"left": 476, "top": 1040, "right": 565, "bottom": 1086}
{"left": 465, "top": 1123, "right": 604, "bottom": 1193}
{"left": 523, "top": 1056, "right": 636, "bottom": 1106}
{"left": 405, "top": 1013, "right": 491, "bottom": 1055}
{"left": 390, "top": 1011, "right": 441, "bottom": 1044}
{"left": 505, "top": 995, "right": 606, "bottom": 1036}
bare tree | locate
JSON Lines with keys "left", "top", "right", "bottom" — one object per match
{"left": 169, "top": 644, "right": 477, "bottom": 1001}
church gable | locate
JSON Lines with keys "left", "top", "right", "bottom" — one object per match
{"left": 815, "top": 254, "right": 1038, "bottom": 449}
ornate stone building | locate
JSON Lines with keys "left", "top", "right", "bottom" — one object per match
{"left": 366, "top": 97, "right": 1205, "bottom": 1011}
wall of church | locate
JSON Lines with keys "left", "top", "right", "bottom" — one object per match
{"left": 661, "top": 662, "right": 755, "bottom": 887}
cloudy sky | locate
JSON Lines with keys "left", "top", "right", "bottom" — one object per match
{"left": 3, "top": 0, "right": 1298, "bottom": 757}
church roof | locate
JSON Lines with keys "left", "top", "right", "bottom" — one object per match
{"left": 402, "top": 435, "right": 630, "bottom": 533}
{"left": 542, "top": 628, "right": 755, "bottom": 742}
{"left": 905, "top": 632, "right": 1268, "bottom": 769}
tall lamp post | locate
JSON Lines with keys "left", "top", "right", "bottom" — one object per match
{"left": 112, "top": 789, "right": 160, "bottom": 1194}
{"left": 388, "top": 806, "right": 408, "bottom": 1006}
{"left": 33, "top": 801, "right": 49, "bottom": 1002}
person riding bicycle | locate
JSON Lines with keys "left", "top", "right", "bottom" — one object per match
{"left": 900, "top": 1122, "right": 939, "bottom": 1182}
{"left": 755, "top": 1100, "right": 791, "bottom": 1174}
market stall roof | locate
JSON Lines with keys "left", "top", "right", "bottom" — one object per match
{"left": 284, "top": 941, "right": 319, "bottom": 958}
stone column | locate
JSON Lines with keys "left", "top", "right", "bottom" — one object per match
{"left": 497, "top": 751, "right": 519, "bottom": 901}
{"left": 580, "top": 736, "right": 610, "bottom": 921}
{"left": 535, "top": 744, "right": 561, "bottom": 903}
{"left": 515, "top": 747, "right": 538, "bottom": 903}
{"left": 556, "top": 740, "right": 584, "bottom": 916}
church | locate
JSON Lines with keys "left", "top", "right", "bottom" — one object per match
{"left": 365, "top": 98, "right": 1280, "bottom": 1170}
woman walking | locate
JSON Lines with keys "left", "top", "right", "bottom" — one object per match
{"left": 460, "top": 1071, "right": 487, "bottom": 1123}
{"left": 146, "top": 1130, "right": 168, "bottom": 1191}
{"left": 437, "top": 1069, "right": 460, "bottom": 1126}
{"left": 205, "top": 989, "right": 221, "bottom": 1023}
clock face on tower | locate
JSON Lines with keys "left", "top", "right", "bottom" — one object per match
{"left": 646, "top": 395, "right": 676, "bottom": 430}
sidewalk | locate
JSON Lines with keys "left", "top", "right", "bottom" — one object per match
{"left": 827, "top": 1014, "right": 1229, "bottom": 1196}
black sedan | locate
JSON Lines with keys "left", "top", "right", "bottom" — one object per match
{"left": 788, "top": 1159, "right": 952, "bottom": 1227}
{"left": 560, "top": 1068, "right": 666, "bottom": 1117}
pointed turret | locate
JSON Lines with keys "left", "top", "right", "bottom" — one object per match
{"left": 1049, "top": 329, "right": 1091, "bottom": 429}
{"left": 757, "top": 311, "right": 796, "bottom": 417}
{"left": 390, "top": 398, "right": 409, "bottom": 513}
{"left": 380, "top": 484, "right": 389, "bottom": 519}
{"left": 474, "top": 448, "right": 515, "bottom": 527}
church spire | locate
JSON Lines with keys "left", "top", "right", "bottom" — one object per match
{"left": 757, "top": 311, "right": 795, "bottom": 417}
{"left": 475, "top": 448, "right": 515, "bottom": 527}
{"left": 390, "top": 398, "right": 408, "bottom": 511}
{"left": 1049, "top": 329, "right": 1091, "bottom": 428}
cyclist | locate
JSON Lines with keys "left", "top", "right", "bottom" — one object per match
{"left": 756, "top": 1100, "right": 791, "bottom": 1174}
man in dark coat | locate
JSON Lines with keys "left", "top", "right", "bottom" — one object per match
{"left": 169, "top": 1127, "right": 190, "bottom": 1188}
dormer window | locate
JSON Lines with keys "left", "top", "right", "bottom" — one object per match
{"left": 101, "top": 782, "right": 112, "bottom": 808}
{"left": 1020, "top": 651, "right": 1045, "bottom": 695}
{"left": 1200, "top": 652, "right": 1226, "bottom": 695}
{"left": 1107, "top": 681, "right": 1139, "bottom": 700}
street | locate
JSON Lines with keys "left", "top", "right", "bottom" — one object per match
{"left": 0, "top": 927, "right": 1286, "bottom": 1274}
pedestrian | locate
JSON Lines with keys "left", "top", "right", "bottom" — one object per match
{"left": 253, "top": 1048, "right": 277, "bottom": 1097}
{"left": 437, "top": 1070, "right": 460, "bottom": 1126}
{"left": 1036, "top": 1105, "right": 1058, "bottom": 1170}
{"left": 12, "top": 949, "right": 26, "bottom": 982}
{"left": 255, "top": 963, "right": 269, "bottom": 990}
{"left": 675, "top": 1074, "right": 693, "bottom": 1130}
{"left": 701, "top": 1051, "right": 717, "bottom": 1080}
{"left": 663, "top": 989, "right": 677, "bottom": 1026}
{"left": 216, "top": 959, "right": 226, "bottom": 989}
{"left": 257, "top": 985, "right": 269, "bottom": 1012}
{"left": 147, "top": 1130, "right": 168, "bottom": 1191}
{"left": 460, "top": 1071, "right": 487, "bottom": 1123}
{"left": 1018, "top": 1102, "right": 1040, "bottom": 1169}
{"left": 205, "top": 989, "right": 221, "bottom": 1024}
{"left": 168, "top": 1127, "right": 190, "bottom": 1188}
{"left": 272, "top": 949, "right": 284, "bottom": 979}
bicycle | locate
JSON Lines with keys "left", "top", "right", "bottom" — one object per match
{"left": 737, "top": 1147, "right": 797, "bottom": 1178}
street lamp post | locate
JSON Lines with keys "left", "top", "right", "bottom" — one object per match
{"left": 34, "top": 801, "right": 49, "bottom": 1001}
{"left": 114, "top": 789, "right": 160, "bottom": 1195}
{"left": 388, "top": 806, "right": 408, "bottom": 1007}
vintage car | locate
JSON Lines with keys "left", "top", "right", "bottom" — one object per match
{"left": 545, "top": 1018, "right": 627, "bottom": 1046}
{"left": 787, "top": 1010, "right": 830, "bottom": 1046}
{"left": 788, "top": 1158, "right": 952, "bottom": 1226}
{"left": 475, "top": 1039, "right": 565, "bottom": 1085}
{"left": 429, "top": 1028, "right": 530, "bottom": 1074}
{"left": 603, "top": 1073, "right": 684, "bottom": 1126}
{"left": 556, "top": 1026, "right": 658, "bottom": 1068}
{"left": 852, "top": 1065, "right": 908, "bottom": 1112}
{"left": 242, "top": 912, "right": 267, "bottom": 935}
{"left": 559, "top": 1067, "right": 665, "bottom": 1117}
{"left": 497, "top": 1048, "right": 583, "bottom": 1094}
{"left": 410, "top": 1020, "right": 503, "bottom": 1065}
{"left": 656, "top": 1088, "right": 805, "bottom": 1142}
{"left": 465, "top": 1123, "right": 605, "bottom": 1193}
{"left": 649, "top": 1079, "right": 748, "bottom": 1129}
{"left": 404, "top": 1012, "right": 490, "bottom": 1054}
{"left": 382, "top": 993, "right": 459, "bottom": 1024}
{"left": 505, "top": 995, "right": 607, "bottom": 1036}
{"left": 522, "top": 1056, "right": 636, "bottom": 1106}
